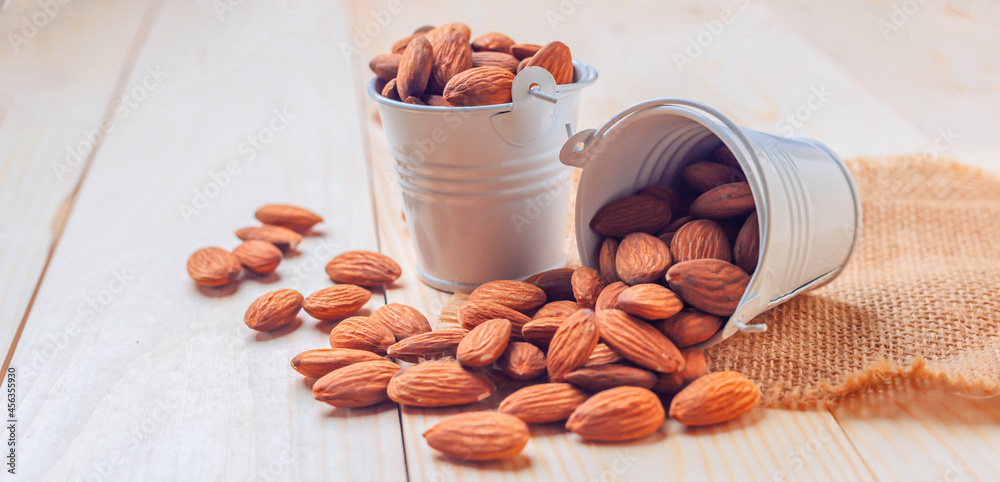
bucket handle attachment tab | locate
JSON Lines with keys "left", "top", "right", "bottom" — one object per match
{"left": 491, "top": 67, "right": 561, "bottom": 147}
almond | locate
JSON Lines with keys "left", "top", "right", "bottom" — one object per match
{"left": 595, "top": 281, "right": 628, "bottom": 311}
{"left": 671, "top": 219, "right": 732, "bottom": 263}
{"left": 565, "top": 364, "right": 657, "bottom": 391}
{"left": 598, "top": 238, "right": 621, "bottom": 285}
{"left": 689, "top": 182, "right": 755, "bottom": 219}
{"left": 657, "top": 308, "right": 723, "bottom": 347}
{"left": 232, "top": 240, "right": 281, "bottom": 275}
{"left": 471, "top": 51, "right": 519, "bottom": 74}
{"left": 312, "top": 359, "right": 400, "bottom": 407}
{"left": 595, "top": 309, "right": 684, "bottom": 373}
{"left": 682, "top": 161, "right": 743, "bottom": 192}
{"left": 457, "top": 300, "right": 532, "bottom": 337}
{"left": 424, "top": 412, "right": 528, "bottom": 461}
{"left": 244, "top": 289, "right": 302, "bottom": 331}
{"left": 381, "top": 78, "right": 401, "bottom": 101}
{"left": 469, "top": 280, "right": 547, "bottom": 312}
{"left": 582, "top": 343, "right": 623, "bottom": 367}
{"left": 471, "top": 32, "right": 515, "bottom": 53}
{"left": 571, "top": 266, "right": 604, "bottom": 310}
{"left": 290, "top": 348, "right": 384, "bottom": 378}
{"left": 387, "top": 361, "right": 496, "bottom": 407}
{"left": 665, "top": 259, "right": 750, "bottom": 316}
{"left": 653, "top": 347, "right": 708, "bottom": 394}
{"left": 524, "top": 268, "right": 575, "bottom": 302}
{"left": 302, "top": 285, "right": 371, "bottom": 321}
{"left": 254, "top": 204, "right": 323, "bottom": 233}
{"left": 443, "top": 66, "right": 515, "bottom": 106}
{"left": 386, "top": 329, "right": 467, "bottom": 363}
{"left": 328, "top": 316, "right": 395, "bottom": 355}
{"left": 325, "top": 250, "right": 402, "bottom": 286}
{"left": 498, "top": 342, "right": 547, "bottom": 381}
{"left": 733, "top": 211, "right": 760, "bottom": 275}
{"left": 187, "top": 247, "right": 242, "bottom": 286}
{"left": 499, "top": 383, "right": 589, "bottom": 423}
{"left": 520, "top": 316, "right": 564, "bottom": 345}
{"left": 532, "top": 300, "right": 580, "bottom": 319}
{"left": 546, "top": 309, "right": 599, "bottom": 382}
{"left": 404, "top": 96, "right": 424, "bottom": 105}
{"left": 510, "top": 43, "right": 541, "bottom": 60}
{"left": 423, "top": 22, "right": 471, "bottom": 45}
{"left": 517, "top": 56, "right": 530, "bottom": 73}
{"left": 457, "top": 318, "right": 511, "bottom": 368}
{"left": 616, "top": 232, "right": 672, "bottom": 285}
{"left": 235, "top": 225, "right": 302, "bottom": 252}
{"left": 638, "top": 185, "right": 679, "bottom": 213}
{"left": 370, "top": 303, "right": 432, "bottom": 340}
{"left": 413, "top": 25, "right": 434, "bottom": 34}
{"left": 658, "top": 215, "right": 693, "bottom": 246}
{"left": 369, "top": 53, "right": 401, "bottom": 81}
{"left": 391, "top": 34, "right": 422, "bottom": 54}
{"left": 421, "top": 94, "right": 452, "bottom": 107}
{"left": 396, "top": 36, "right": 434, "bottom": 99}
{"left": 524, "top": 41, "right": 573, "bottom": 84}
{"left": 669, "top": 371, "right": 760, "bottom": 426}
{"left": 427, "top": 29, "right": 473, "bottom": 94}
{"left": 714, "top": 144, "right": 741, "bottom": 169}
{"left": 617, "top": 283, "right": 683, "bottom": 320}
{"left": 565, "top": 386, "right": 664, "bottom": 441}
{"left": 590, "top": 194, "right": 672, "bottom": 237}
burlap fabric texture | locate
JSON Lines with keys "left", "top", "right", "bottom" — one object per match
{"left": 441, "top": 156, "right": 1000, "bottom": 408}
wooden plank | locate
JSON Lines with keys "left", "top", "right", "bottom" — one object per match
{"left": 0, "top": 0, "right": 153, "bottom": 363}
{"left": 8, "top": 1, "right": 406, "bottom": 480}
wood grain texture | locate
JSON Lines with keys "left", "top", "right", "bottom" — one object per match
{"left": 0, "top": 0, "right": 154, "bottom": 368}
{"left": 6, "top": 1, "right": 405, "bottom": 480}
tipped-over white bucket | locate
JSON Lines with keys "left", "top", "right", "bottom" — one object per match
{"left": 369, "top": 61, "right": 598, "bottom": 292}
{"left": 561, "top": 98, "right": 862, "bottom": 346}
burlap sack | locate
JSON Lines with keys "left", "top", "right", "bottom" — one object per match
{"left": 441, "top": 156, "right": 1000, "bottom": 407}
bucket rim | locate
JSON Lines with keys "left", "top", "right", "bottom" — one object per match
{"left": 366, "top": 59, "right": 598, "bottom": 113}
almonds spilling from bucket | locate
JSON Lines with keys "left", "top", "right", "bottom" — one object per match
{"left": 372, "top": 24, "right": 577, "bottom": 106}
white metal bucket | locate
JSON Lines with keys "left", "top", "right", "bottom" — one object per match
{"left": 369, "top": 61, "right": 599, "bottom": 292}
{"left": 561, "top": 99, "right": 862, "bottom": 346}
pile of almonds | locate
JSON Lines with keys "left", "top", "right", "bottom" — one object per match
{"left": 185, "top": 204, "right": 323, "bottom": 288}
{"left": 190, "top": 145, "right": 763, "bottom": 462}
{"left": 370, "top": 23, "right": 574, "bottom": 107}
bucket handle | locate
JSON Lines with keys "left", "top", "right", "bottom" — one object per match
{"left": 490, "top": 67, "right": 564, "bottom": 147}
{"left": 561, "top": 98, "right": 768, "bottom": 335}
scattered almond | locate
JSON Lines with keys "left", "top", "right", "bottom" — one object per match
{"left": 689, "top": 182, "right": 755, "bottom": 219}
{"left": 290, "top": 348, "right": 384, "bottom": 378}
{"left": 244, "top": 289, "right": 302, "bottom": 331}
{"left": 457, "top": 318, "right": 511, "bottom": 368}
{"left": 370, "top": 303, "right": 432, "bottom": 340}
{"left": 388, "top": 361, "right": 496, "bottom": 407}
{"left": 469, "top": 280, "right": 547, "bottom": 312}
{"left": 457, "top": 300, "right": 531, "bottom": 337}
{"left": 386, "top": 329, "right": 467, "bottom": 363}
{"left": 615, "top": 232, "right": 672, "bottom": 285}
{"left": 546, "top": 309, "right": 599, "bottom": 382}
{"left": 235, "top": 225, "right": 302, "bottom": 252}
{"left": 302, "top": 285, "right": 371, "bottom": 321}
{"left": 328, "top": 316, "right": 395, "bottom": 355}
{"left": 617, "top": 283, "right": 684, "bottom": 320}
{"left": 669, "top": 371, "right": 760, "bottom": 426}
{"left": 566, "top": 386, "right": 665, "bottom": 442}
{"left": 499, "top": 383, "right": 589, "bottom": 423}
{"left": 312, "top": 359, "right": 401, "bottom": 407}
{"left": 670, "top": 219, "right": 732, "bottom": 263}
{"left": 325, "top": 250, "right": 402, "bottom": 286}
{"left": 595, "top": 309, "right": 684, "bottom": 373}
{"left": 532, "top": 300, "right": 580, "bottom": 319}
{"left": 665, "top": 259, "right": 750, "bottom": 316}
{"left": 254, "top": 204, "right": 323, "bottom": 233}
{"left": 424, "top": 412, "right": 529, "bottom": 461}
{"left": 594, "top": 281, "right": 628, "bottom": 311}
{"left": 520, "top": 316, "right": 565, "bottom": 345}
{"left": 598, "top": 238, "right": 621, "bottom": 284}
{"left": 657, "top": 308, "right": 724, "bottom": 347}
{"left": 524, "top": 268, "right": 576, "bottom": 302}
{"left": 232, "top": 240, "right": 281, "bottom": 275}
{"left": 565, "top": 364, "right": 657, "bottom": 391}
{"left": 187, "top": 247, "right": 242, "bottom": 287}
{"left": 589, "top": 194, "right": 672, "bottom": 237}
{"left": 498, "top": 342, "right": 547, "bottom": 381}
{"left": 571, "top": 266, "right": 604, "bottom": 310}
{"left": 582, "top": 343, "right": 623, "bottom": 367}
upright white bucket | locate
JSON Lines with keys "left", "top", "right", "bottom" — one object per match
{"left": 561, "top": 99, "right": 862, "bottom": 346}
{"left": 369, "top": 62, "right": 598, "bottom": 292}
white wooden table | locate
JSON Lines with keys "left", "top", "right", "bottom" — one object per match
{"left": 2, "top": 0, "right": 998, "bottom": 480}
